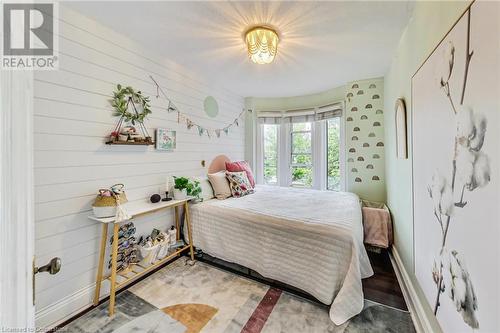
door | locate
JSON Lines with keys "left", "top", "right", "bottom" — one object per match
{"left": 0, "top": 69, "right": 36, "bottom": 329}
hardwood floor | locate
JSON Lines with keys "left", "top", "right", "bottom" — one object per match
{"left": 197, "top": 247, "right": 408, "bottom": 311}
{"left": 363, "top": 249, "right": 407, "bottom": 310}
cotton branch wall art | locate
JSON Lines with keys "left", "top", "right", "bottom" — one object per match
{"left": 412, "top": 2, "right": 499, "bottom": 333}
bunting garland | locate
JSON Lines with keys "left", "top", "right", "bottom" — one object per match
{"left": 150, "top": 75, "right": 246, "bottom": 139}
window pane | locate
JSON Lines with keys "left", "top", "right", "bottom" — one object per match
{"left": 327, "top": 118, "right": 341, "bottom": 191}
{"left": 291, "top": 166, "right": 312, "bottom": 187}
{"left": 263, "top": 124, "right": 278, "bottom": 185}
{"left": 291, "top": 132, "right": 311, "bottom": 154}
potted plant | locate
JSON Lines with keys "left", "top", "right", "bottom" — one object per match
{"left": 173, "top": 177, "right": 202, "bottom": 201}
{"left": 173, "top": 177, "right": 189, "bottom": 200}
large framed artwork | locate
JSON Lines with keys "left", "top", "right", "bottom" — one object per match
{"left": 412, "top": 2, "right": 499, "bottom": 332}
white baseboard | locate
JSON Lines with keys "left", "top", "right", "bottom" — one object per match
{"left": 389, "top": 246, "right": 442, "bottom": 333}
{"left": 35, "top": 283, "right": 95, "bottom": 329}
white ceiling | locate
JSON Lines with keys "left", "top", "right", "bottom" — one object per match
{"left": 66, "top": 1, "right": 414, "bottom": 98}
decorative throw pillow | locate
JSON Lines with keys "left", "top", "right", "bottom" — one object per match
{"left": 207, "top": 171, "right": 232, "bottom": 199}
{"left": 225, "top": 171, "right": 254, "bottom": 198}
{"left": 225, "top": 161, "right": 255, "bottom": 188}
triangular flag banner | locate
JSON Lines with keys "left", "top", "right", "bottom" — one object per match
{"left": 149, "top": 76, "right": 248, "bottom": 140}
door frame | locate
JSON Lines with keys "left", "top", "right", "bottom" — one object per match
{"left": 0, "top": 69, "right": 35, "bottom": 329}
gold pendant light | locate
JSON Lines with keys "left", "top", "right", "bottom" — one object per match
{"left": 245, "top": 26, "right": 279, "bottom": 64}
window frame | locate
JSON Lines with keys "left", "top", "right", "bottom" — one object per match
{"left": 256, "top": 111, "right": 345, "bottom": 191}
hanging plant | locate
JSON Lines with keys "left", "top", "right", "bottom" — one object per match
{"left": 111, "top": 84, "right": 152, "bottom": 125}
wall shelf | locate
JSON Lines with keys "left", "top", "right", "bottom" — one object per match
{"left": 105, "top": 140, "right": 154, "bottom": 146}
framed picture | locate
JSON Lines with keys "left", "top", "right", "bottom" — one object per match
{"left": 412, "top": 2, "right": 498, "bottom": 332}
{"left": 394, "top": 98, "right": 407, "bottom": 159}
{"left": 155, "top": 129, "right": 176, "bottom": 151}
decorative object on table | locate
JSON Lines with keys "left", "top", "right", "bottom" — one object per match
{"left": 203, "top": 96, "right": 219, "bottom": 118}
{"left": 108, "top": 222, "right": 139, "bottom": 272}
{"left": 172, "top": 176, "right": 201, "bottom": 201}
{"left": 162, "top": 191, "right": 172, "bottom": 202}
{"left": 155, "top": 128, "right": 176, "bottom": 151}
{"left": 225, "top": 171, "right": 254, "bottom": 198}
{"left": 106, "top": 84, "right": 154, "bottom": 145}
{"left": 150, "top": 75, "right": 246, "bottom": 139}
{"left": 150, "top": 193, "right": 161, "bottom": 203}
{"left": 174, "top": 176, "right": 201, "bottom": 201}
{"left": 412, "top": 3, "right": 498, "bottom": 331}
{"left": 394, "top": 98, "right": 407, "bottom": 159}
{"left": 92, "top": 184, "right": 128, "bottom": 218}
{"left": 173, "top": 177, "right": 189, "bottom": 200}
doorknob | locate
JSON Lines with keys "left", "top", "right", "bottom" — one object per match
{"left": 35, "top": 257, "right": 61, "bottom": 275}
{"left": 33, "top": 257, "right": 61, "bottom": 305}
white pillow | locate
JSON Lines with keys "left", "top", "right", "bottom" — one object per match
{"left": 207, "top": 171, "right": 231, "bottom": 199}
{"left": 192, "top": 176, "right": 214, "bottom": 201}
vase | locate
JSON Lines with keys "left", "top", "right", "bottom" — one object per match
{"left": 173, "top": 188, "right": 187, "bottom": 200}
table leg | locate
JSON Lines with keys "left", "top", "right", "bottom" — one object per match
{"left": 109, "top": 223, "right": 119, "bottom": 316}
{"left": 184, "top": 202, "right": 195, "bottom": 261}
{"left": 93, "top": 224, "right": 108, "bottom": 305}
{"left": 174, "top": 205, "right": 180, "bottom": 240}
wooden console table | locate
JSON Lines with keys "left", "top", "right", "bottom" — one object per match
{"left": 88, "top": 198, "right": 194, "bottom": 316}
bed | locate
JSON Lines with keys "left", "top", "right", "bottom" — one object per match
{"left": 187, "top": 158, "right": 373, "bottom": 325}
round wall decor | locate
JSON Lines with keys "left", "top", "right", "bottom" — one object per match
{"left": 204, "top": 96, "right": 219, "bottom": 118}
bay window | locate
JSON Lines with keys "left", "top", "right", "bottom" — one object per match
{"left": 256, "top": 102, "right": 344, "bottom": 191}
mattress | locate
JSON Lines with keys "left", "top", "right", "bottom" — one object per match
{"left": 188, "top": 185, "right": 373, "bottom": 325}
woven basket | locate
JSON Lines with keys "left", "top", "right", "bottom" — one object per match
{"left": 93, "top": 192, "right": 128, "bottom": 207}
{"left": 92, "top": 185, "right": 128, "bottom": 218}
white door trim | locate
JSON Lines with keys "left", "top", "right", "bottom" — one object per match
{"left": 0, "top": 69, "right": 35, "bottom": 330}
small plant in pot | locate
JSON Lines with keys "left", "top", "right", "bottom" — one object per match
{"left": 173, "top": 177, "right": 202, "bottom": 201}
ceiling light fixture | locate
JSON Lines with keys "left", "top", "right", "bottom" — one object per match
{"left": 245, "top": 26, "right": 279, "bottom": 65}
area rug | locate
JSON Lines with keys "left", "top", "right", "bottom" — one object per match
{"left": 64, "top": 258, "right": 415, "bottom": 333}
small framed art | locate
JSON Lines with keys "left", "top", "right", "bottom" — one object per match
{"left": 155, "top": 129, "right": 176, "bottom": 151}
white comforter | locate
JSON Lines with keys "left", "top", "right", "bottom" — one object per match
{"left": 188, "top": 185, "right": 373, "bottom": 324}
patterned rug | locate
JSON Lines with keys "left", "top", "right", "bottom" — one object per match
{"left": 65, "top": 258, "right": 415, "bottom": 333}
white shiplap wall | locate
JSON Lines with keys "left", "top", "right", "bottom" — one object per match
{"left": 34, "top": 6, "right": 245, "bottom": 328}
